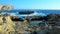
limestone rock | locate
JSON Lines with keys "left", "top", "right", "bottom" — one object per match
{"left": 0, "top": 4, "right": 14, "bottom": 10}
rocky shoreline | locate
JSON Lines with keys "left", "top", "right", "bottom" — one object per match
{"left": 0, "top": 14, "right": 60, "bottom": 34}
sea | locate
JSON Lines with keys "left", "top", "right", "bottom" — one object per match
{"left": 0, "top": 10, "right": 60, "bottom": 14}
{"left": 0, "top": 10, "right": 60, "bottom": 25}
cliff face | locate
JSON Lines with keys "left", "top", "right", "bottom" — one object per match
{"left": 0, "top": 4, "right": 14, "bottom": 10}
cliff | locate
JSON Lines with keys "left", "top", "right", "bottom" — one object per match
{"left": 0, "top": 4, "right": 14, "bottom": 10}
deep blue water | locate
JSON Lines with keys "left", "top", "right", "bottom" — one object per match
{"left": 0, "top": 10, "right": 60, "bottom": 14}
{"left": 36, "top": 10, "right": 60, "bottom": 14}
{"left": 0, "top": 10, "right": 60, "bottom": 17}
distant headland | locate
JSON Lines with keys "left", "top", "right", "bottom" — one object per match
{"left": 0, "top": 4, "right": 14, "bottom": 10}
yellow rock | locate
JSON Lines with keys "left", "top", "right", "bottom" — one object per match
{"left": 0, "top": 15, "right": 15, "bottom": 34}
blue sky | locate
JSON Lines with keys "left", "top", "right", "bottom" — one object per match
{"left": 0, "top": 0, "right": 60, "bottom": 9}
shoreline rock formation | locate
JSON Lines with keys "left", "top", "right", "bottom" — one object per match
{"left": 0, "top": 4, "right": 14, "bottom": 10}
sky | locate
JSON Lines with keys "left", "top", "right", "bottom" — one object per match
{"left": 0, "top": 0, "right": 60, "bottom": 9}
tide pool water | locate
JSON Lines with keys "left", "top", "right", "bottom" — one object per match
{"left": 29, "top": 21, "right": 42, "bottom": 26}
